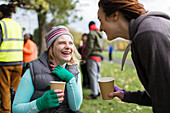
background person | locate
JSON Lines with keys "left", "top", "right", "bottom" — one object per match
{"left": 98, "top": 0, "right": 170, "bottom": 112}
{"left": 109, "top": 45, "right": 113, "bottom": 61}
{"left": 83, "top": 21, "right": 104, "bottom": 99}
{"left": 0, "top": 3, "right": 23, "bottom": 113}
{"left": 78, "top": 33, "right": 90, "bottom": 89}
{"left": 23, "top": 33, "right": 37, "bottom": 74}
{"left": 12, "top": 26, "right": 83, "bottom": 113}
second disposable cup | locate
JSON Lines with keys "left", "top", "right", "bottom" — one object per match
{"left": 50, "top": 81, "right": 66, "bottom": 99}
{"left": 98, "top": 77, "right": 114, "bottom": 100}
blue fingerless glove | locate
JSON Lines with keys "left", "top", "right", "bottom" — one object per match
{"left": 36, "top": 90, "right": 59, "bottom": 111}
{"left": 52, "top": 65, "right": 74, "bottom": 83}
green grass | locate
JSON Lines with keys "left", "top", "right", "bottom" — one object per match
{"left": 102, "top": 50, "right": 132, "bottom": 61}
{"left": 79, "top": 62, "right": 152, "bottom": 113}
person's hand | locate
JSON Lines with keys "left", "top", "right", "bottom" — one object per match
{"left": 36, "top": 89, "right": 64, "bottom": 111}
{"left": 108, "top": 85, "right": 124, "bottom": 100}
{"left": 52, "top": 65, "right": 74, "bottom": 82}
{"left": 50, "top": 62, "right": 57, "bottom": 71}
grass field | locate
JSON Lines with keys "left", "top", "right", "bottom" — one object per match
{"left": 79, "top": 61, "right": 152, "bottom": 113}
{"left": 102, "top": 50, "right": 132, "bottom": 61}
{"left": 0, "top": 51, "right": 152, "bottom": 113}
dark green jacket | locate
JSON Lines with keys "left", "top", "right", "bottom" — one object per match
{"left": 83, "top": 30, "right": 103, "bottom": 59}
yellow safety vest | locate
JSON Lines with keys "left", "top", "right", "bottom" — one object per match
{"left": 0, "top": 18, "right": 23, "bottom": 62}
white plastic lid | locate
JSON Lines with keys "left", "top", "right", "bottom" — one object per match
{"left": 98, "top": 77, "right": 114, "bottom": 82}
{"left": 50, "top": 81, "right": 66, "bottom": 83}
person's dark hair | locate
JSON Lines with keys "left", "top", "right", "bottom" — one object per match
{"left": 88, "top": 21, "right": 95, "bottom": 28}
{"left": 98, "top": 0, "right": 147, "bottom": 21}
{"left": 82, "top": 33, "right": 88, "bottom": 39}
{"left": 0, "top": 3, "right": 16, "bottom": 17}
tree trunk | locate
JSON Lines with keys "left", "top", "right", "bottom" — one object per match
{"left": 37, "top": 12, "right": 47, "bottom": 56}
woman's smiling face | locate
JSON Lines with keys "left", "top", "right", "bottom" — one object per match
{"left": 52, "top": 34, "right": 74, "bottom": 65}
{"left": 98, "top": 7, "right": 115, "bottom": 40}
{"left": 98, "top": 7, "right": 122, "bottom": 41}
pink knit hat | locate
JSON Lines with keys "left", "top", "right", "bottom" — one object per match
{"left": 45, "top": 25, "right": 73, "bottom": 49}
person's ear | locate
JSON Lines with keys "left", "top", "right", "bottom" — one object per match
{"left": 111, "top": 11, "right": 119, "bottom": 21}
{"left": 0, "top": 11, "right": 3, "bottom": 18}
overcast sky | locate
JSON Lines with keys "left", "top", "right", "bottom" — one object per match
{"left": 1, "top": 0, "right": 170, "bottom": 35}
{"left": 69, "top": 0, "right": 170, "bottom": 34}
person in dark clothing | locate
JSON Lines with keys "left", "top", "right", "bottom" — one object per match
{"left": 98, "top": 0, "right": 170, "bottom": 113}
{"left": 78, "top": 33, "right": 90, "bottom": 89}
{"left": 109, "top": 45, "right": 113, "bottom": 61}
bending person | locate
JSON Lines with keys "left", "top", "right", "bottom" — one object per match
{"left": 98, "top": 0, "right": 170, "bottom": 113}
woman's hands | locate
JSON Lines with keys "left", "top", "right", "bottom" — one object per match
{"left": 50, "top": 62, "right": 58, "bottom": 71}
{"left": 36, "top": 89, "right": 64, "bottom": 111}
{"left": 50, "top": 62, "right": 74, "bottom": 83}
{"left": 108, "top": 85, "right": 124, "bottom": 100}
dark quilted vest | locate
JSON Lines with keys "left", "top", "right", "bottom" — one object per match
{"left": 29, "top": 51, "right": 80, "bottom": 113}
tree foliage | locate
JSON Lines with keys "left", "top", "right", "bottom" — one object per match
{"left": 0, "top": 0, "right": 81, "bottom": 55}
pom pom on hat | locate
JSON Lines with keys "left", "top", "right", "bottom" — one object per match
{"left": 45, "top": 25, "right": 73, "bottom": 49}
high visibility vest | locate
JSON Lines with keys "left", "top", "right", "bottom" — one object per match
{"left": 0, "top": 18, "right": 23, "bottom": 62}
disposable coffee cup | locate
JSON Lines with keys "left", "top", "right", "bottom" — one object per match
{"left": 98, "top": 77, "right": 114, "bottom": 100}
{"left": 50, "top": 81, "right": 66, "bottom": 99}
